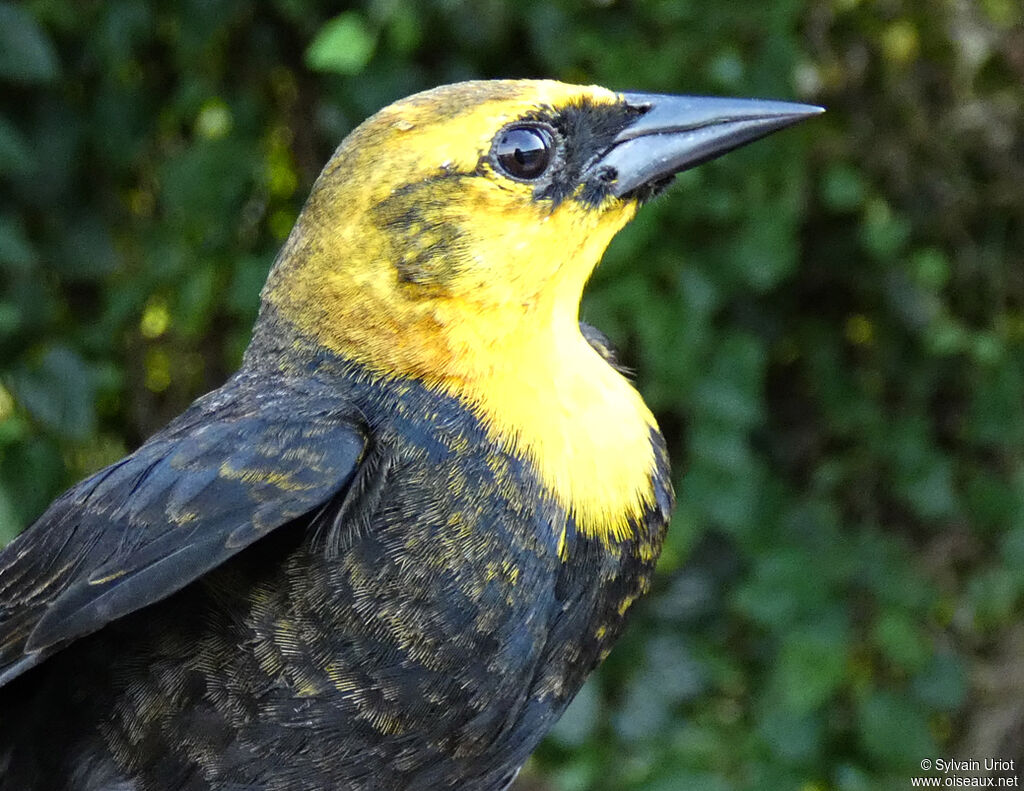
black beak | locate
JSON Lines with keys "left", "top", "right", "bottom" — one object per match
{"left": 592, "top": 93, "right": 824, "bottom": 198}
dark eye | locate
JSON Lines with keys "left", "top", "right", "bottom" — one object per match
{"left": 493, "top": 126, "right": 553, "bottom": 180}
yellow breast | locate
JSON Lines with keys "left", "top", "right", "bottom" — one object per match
{"left": 451, "top": 320, "right": 660, "bottom": 545}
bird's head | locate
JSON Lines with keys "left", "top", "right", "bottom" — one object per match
{"left": 260, "top": 80, "right": 818, "bottom": 385}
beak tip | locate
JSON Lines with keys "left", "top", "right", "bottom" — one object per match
{"left": 776, "top": 102, "right": 827, "bottom": 128}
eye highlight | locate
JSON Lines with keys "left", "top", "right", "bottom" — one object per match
{"left": 493, "top": 125, "right": 554, "bottom": 181}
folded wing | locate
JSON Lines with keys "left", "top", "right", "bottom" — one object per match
{"left": 0, "top": 377, "right": 365, "bottom": 686}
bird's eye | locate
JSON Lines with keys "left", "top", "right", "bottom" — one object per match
{"left": 493, "top": 126, "right": 553, "bottom": 181}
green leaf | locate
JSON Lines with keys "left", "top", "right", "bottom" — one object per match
{"left": 0, "top": 214, "right": 37, "bottom": 273}
{"left": 0, "top": 2, "right": 60, "bottom": 84}
{"left": 0, "top": 484, "right": 20, "bottom": 546}
{"left": 911, "top": 652, "right": 967, "bottom": 711}
{"left": 0, "top": 114, "right": 36, "bottom": 176}
{"left": 857, "top": 692, "right": 935, "bottom": 767}
{"left": 549, "top": 678, "right": 601, "bottom": 747}
{"left": 910, "top": 248, "right": 950, "bottom": 290}
{"left": 229, "top": 254, "right": 273, "bottom": 317}
{"left": 901, "top": 455, "right": 957, "bottom": 521}
{"left": 757, "top": 708, "right": 823, "bottom": 763}
{"left": 834, "top": 764, "right": 874, "bottom": 791}
{"left": 6, "top": 346, "right": 97, "bottom": 440}
{"left": 0, "top": 436, "right": 64, "bottom": 530}
{"left": 821, "top": 163, "right": 866, "bottom": 212}
{"left": 734, "top": 552, "right": 836, "bottom": 628}
{"left": 305, "top": 12, "right": 376, "bottom": 75}
{"left": 175, "top": 262, "right": 219, "bottom": 338}
{"left": 772, "top": 620, "right": 849, "bottom": 712}
{"left": 967, "top": 567, "right": 1018, "bottom": 632}
{"left": 860, "top": 197, "right": 911, "bottom": 261}
{"left": 873, "top": 609, "right": 930, "bottom": 672}
{"left": 52, "top": 214, "right": 120, "bottom": 280}
{"left": 160, "top": 140, "right": 254, "bottom": 243}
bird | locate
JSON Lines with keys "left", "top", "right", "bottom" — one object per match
{"left": 0, "top": 80, "right": 820, "bottom": 790}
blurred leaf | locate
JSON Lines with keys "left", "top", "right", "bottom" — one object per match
{"left": 967, "top": 363, "right": 1024, "bottom": 447}
{"left": 757, "top": 708, "right": 823, "bottom": 763}
{"left": 549, "top": 679, "right": 601, "bottom": 748}
{"left": 52, "top": 214, "right": 120, "bottom": 280}
{"left": 834, "top": 764, "right": 874, "bottom": 791}
{"left": 175, "top": 262, "right": 219, "bottom": 338}
{"left": 771, "top": 618, "right": 849, "bottom": 712}
{"left": 306, "top": 12, "right": 377, "bottom": 75}
{"left": 967, "top": 567, "right": 1018, "bottom": 632}
{"left": 0, "top": 213, "right": 37, "bottom": 273}
{"left": 5, "top": 346, "right": 97, "bottom": 440}
{"left": 822, "top": 163, "right": 866, "bottom": 213}
{"left": 910, "top": 248, "right": 950, "bottom": 291}
{"left": 734, "top": 550, "right": 837, "bottom": 628}
{"left": 0, "top": 2, "right": 60, "bottom": 84}
{"left": 229, "top": 255, "right": 272, "bottom": 316}
{"left": 160, "top": 140, "right": 255, "bottom": 242}
{"left": 857, "top": 692, "right": 935, "bottom": 767}
{"left": 0, "top": 484, "right": 19, "bottom": 545}
{"left": 0, "top": 114, "right": 35, "bottom": 176}
{"left": 872, "top": 609, "right": 930, "bottom": 672}
{"left": 910, "top": 652, "right": 967, "bottom": 711}
{"left": 0, "top": 435, "right": 64, "bottom": 530}
{"left": 860, "top": 198, "right": 911, "bottom": 260}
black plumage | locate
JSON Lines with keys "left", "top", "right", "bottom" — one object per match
{"left": 0, "top": 321, "right": 670, "bottom": 790}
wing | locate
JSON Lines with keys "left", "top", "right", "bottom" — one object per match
{"left": 0, "top": 376, "right": 365, "bottom": 686}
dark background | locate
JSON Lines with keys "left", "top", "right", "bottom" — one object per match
{"left": 2, "top": 1, "right": 1023, "bottom": 789}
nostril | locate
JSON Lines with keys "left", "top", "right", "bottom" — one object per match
{"left": 598, "top": 166, "right": 617, "bottom": 183}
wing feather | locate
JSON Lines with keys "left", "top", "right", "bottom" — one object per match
{"left": 0, "top": 376, "right": 365, "bottom": 686}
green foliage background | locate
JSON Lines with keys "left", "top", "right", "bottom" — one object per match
{"left": 1, "top": 1, "right": 1022, "bottom": 789}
